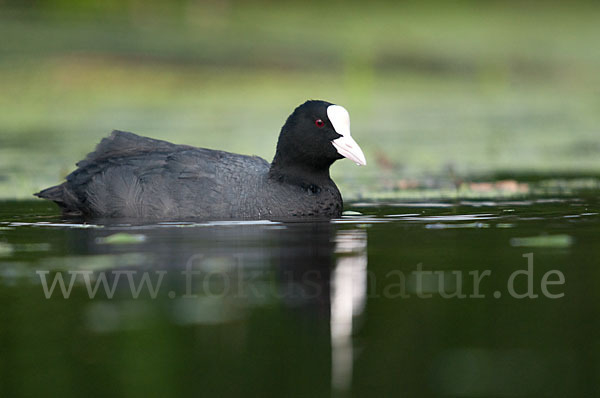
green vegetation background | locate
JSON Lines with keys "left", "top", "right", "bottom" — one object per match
{"left": 1, "top": 0, "right": 599, "bottom": 199}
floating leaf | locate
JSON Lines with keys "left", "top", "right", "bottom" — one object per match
{"left": 510, "top": 234, "right": 573, "bottom": 248}
{"left": 425, "top": 222, "right": 489, "bottom": 229}
{"left": 496, "top": 223, "right": 515, "bottom": 228}
{"left": 96, "top": 233, "right": 147, "bottom": 245}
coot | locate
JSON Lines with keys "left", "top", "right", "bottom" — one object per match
{"left": 35, "top": 100, "right": 366, "bottom": 219}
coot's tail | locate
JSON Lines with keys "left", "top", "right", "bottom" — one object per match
{"left": 35, "top": 184, "right": 63, "bottom": 201}
{"left": 34, "top": 183, "right": 82, "bottom": 215}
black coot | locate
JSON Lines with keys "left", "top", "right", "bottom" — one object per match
{"left": 35, "top": 100, "right": 366, "bottom": 219}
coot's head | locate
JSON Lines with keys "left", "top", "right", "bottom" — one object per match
{"left": 271, "top": 100, "right": 366, "bottom": 173}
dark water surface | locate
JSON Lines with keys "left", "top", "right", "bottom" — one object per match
{"left": 0, "top": 196, "right": 599, "bottom": 397}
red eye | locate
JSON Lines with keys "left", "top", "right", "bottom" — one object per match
{"left": 315, "top": 119, "right": 325, "bottom": 128}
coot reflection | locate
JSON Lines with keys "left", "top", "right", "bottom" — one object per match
{"left": 67, "top": 221, "right": 368, "bottom": 393}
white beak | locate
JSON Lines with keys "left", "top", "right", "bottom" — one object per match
{"left": 332, "top": 135, "right": 367, "bottom": 166}
{"left": 327, "top": 105, "right": 367, "bottom": 166}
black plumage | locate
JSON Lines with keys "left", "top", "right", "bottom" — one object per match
{"left": 35, "top": 100, "right": 364, "bottom": 220}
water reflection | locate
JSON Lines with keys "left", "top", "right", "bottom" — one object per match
{"left": 331, "top": 229, "right": 367, "bottom": 393}
{"left": 6, "top": 198, "right": 599, "bottom": 396}
{"left": 30, "top": 220, "right": 369, "bottom": 393}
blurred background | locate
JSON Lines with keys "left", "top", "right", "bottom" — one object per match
{"left": 1, "top": 0, "right": 599, "bottom": 199}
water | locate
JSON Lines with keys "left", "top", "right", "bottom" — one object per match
{"left": 0, "top": 195, "right": 599, "bottom": 397}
